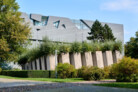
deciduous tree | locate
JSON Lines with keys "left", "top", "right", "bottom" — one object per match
{"left": 125, "top": 31, "right": 138, "bottom": 59}
{"left": 0, "top": 0, "right": 30, "bottom": 62}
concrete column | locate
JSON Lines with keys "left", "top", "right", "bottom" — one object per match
{"left": 32, "top": 61, "right": 36, "bottom": 70}
{"left": 21, "top": 65, "right": 25, "bottom": 70}
{"left": 92, "top": 51, "right": 104, "bottom": 68}
{"left": 36, "top": 59, "right": 40, "bottom": 70}
{"left": 28, "top": 62, "right": 32, "bottom": 70}
{"left": 81, "top": 52, "right": 93, "bottom": 67}
{"left": 24, "top": 63, "right": 28, "bottom": 70}
{"left": 70, "top": 53, "right": 82, "bottom": 69}
{"left": 103, "top": 51, "right": 114, "bottom": 67}
{"left": 41, "top": 56, "right": 46, "bottom": 70}
{"left": 58, "top": 53, "right": 70, "bottom": 64}
{"left": 46, "top": 55, "right": 56, "bottom": 70}
{"left": 113, "top": 50, "right": 123, "bottom": 63}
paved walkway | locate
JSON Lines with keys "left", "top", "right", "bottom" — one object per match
{"left": 0, "top": 78, "right": 51, "bottom": 88}
{"left": 0, "top": 78, "right": 115, "bottom": 88}
{"left": 28, "top": 85, "right": 138, "bottom": 92}
{"left": 0, "top": 78, "right": 137, "bottom": 92}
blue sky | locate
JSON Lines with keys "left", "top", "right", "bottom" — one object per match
{"left": 16, "top": 0, "right": 138, "bottom": 43}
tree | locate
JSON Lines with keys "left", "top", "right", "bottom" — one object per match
{"left": 103, "top": 24, "right": 116, "bottom": 41}
{"left": 0, "top": 0, "right": 30, "bottom": 62}
{"left": 87, "top": 20, "right": 116, "bottom": 42}
{"left": 87, "top": 20, "right": 104, "bottom": 41}
{"left": 125, "top": 31, "right": 138, "bottom": 59}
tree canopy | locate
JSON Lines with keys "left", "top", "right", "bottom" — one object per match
{"left": 87, "top": 20, "right": 116, "bottom": 42}
{"left": 0, "top": 0, "right": 30, "bottom": 62}
{"left": 125, "top": 31, "right": 138, "bottom": 59}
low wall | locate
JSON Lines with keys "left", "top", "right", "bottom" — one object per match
{"left": 23, "top": 51, "right": 122, "bottom": 70}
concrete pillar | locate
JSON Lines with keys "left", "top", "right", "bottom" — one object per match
{"left": 92, "top": 51, "right": 104, "bottom": 68}
{"left": 28, "top": 62, "right": 32, "bottom": 70}
{"left": 70, "top": 53, "right": 82, "bottom": 69}
{"left": 21, "top": 65, "right": 25, "bottom": 70}
{"left": 41, "top": 56, "right": 46, "bottom": 70}
{"left": 36, "top": 59, "right": 40, "bottom": 70}
{"left": 103, "top": 51, "right": 114, "bottom": 67}
{"left": 58, "top": 53, "right": 70, "bottom": 64}
{"left": 24, "top": 63, "right": 28, "bottom": 70}
{"left": 81, "top": 52, "right": 93, "bottom": 67}
{"left": 46, "top": 55, "right": 56, "bottom": 70}
{"left": 113, "top": 50, "right": 123, "bottom": 63}
{"left": 32, "top": 61, "right": 36, "bottom": 70}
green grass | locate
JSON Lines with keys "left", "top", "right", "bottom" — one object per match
{"left": 94, "top": 82, "right": 138, "bottom": 89}
{"left": 0, "top": 75, "right": 84, "bottom": 83}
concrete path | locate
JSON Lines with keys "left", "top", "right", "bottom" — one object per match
{"left": 27, "top": 85, "right": 138, "bottom": 92}
{"left": 0, "top": 78, "right": 51, "bottom": 88}
{"left": 0, "top": 78, "right": 115, "bottom": 88}
{"left": 0, "top": 78, "right": 137, "bottom": 92}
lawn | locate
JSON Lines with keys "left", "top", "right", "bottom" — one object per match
{"left": 0, "top": 75, "right": 84, "bottom": 83}
{"left": 94, "top": 82, "right": 138, "bottom": 89}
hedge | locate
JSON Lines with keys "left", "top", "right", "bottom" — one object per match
{"left": 0, "top": 70, "right": 55, "bottom": 78}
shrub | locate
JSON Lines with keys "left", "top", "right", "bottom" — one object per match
{"left": 103, "top": 66, "right": 115, "bottom": 79}
{"left": 101, "top": 41, "right": 114, "bottom": 51}
{"left": 77, "top": 66, "right": 87, "bottom": 78}
{"left": 0, "top": 68, "right": 2, "bottom": 73}
{"left": 56, "top": 63, "right": 77, "bottom": 78}
{"left": 70, "top": 42, "right": 82, "bottom": 53}
{"left": 111, "top": 57, "right": 138, "bottom": 82}
{"left": 79, "top": 66, "right": 105, "bottom": 80}
{"left": 81, "top": 41, "right": 92, "bottom": 53}
{"left": 0, "top": 70, "right": 55, "bottom": 78}
{"left": 112, "top": 40, "right": 122, "bottom": 52}
{"left": 59, "top": 44, "right": 70, "bottom": 53}
{"left": 91, "top": 42, "right": 102, "bottom": 52}
{"left": 103, "top": 66, "right": 111, "bottom": 79}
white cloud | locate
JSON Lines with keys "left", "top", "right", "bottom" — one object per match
{"left": 101, "top": 0, "right": 138, "bottom": 13}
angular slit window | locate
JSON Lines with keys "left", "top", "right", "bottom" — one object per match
{"left": 53, "top": 20, "right": 60, "bottom": 28}
{"left": 62, "top": 24, "right": 66, "bottom": 29}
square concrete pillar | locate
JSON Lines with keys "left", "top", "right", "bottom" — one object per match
{"left": 21, "top": 65, "right": 25, "bottom": 70}
{"left": 92, "top": 51, "right": 104, "bottom": 68}
{"left": 113, "top": 50, "right": 123, "bottom": 63}
{"left": 40, "top": 56, "right": 46, "bottom": 70}
{"left": 36, "top": 59, "right": 40, "bottom": 70}
{"left": 81, "top": 52, "right": 93, "bottom": 67}
{"left": 103, "top": 51, "right": 114, "bottom": 67}
{"left": 28, "top": 63, "right": 32, "bottom": 70}
{"left": 58, "top": 53, "right": 70, "bottom": 64}
{"left": 24, "top": 63, "right": 29, "bottom": 70}
{"left": 32, "top": 61, "right": 36, "bottom": 70}
{"left": 46, "top": 55, "right": 56, "bottom": 70}
{"left": 70, "top": 53, "right": 82, "bottom": 69}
